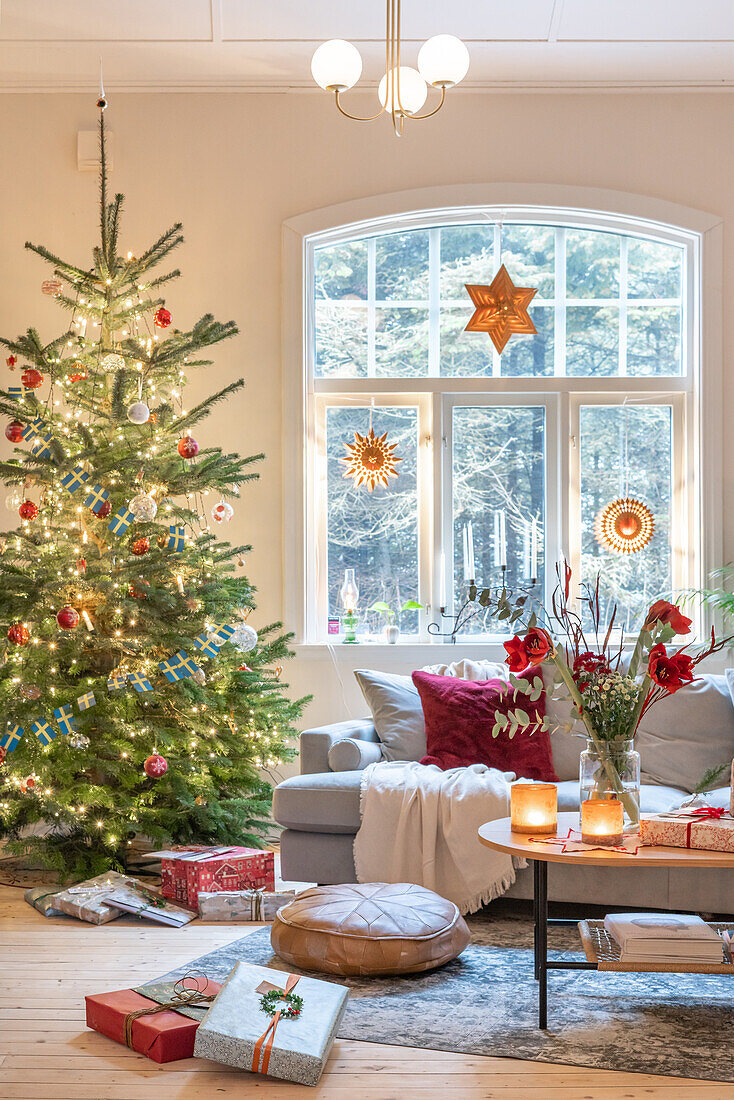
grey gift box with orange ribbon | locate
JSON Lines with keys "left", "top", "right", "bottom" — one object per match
{"left": 193, "top": 960, "right": 348, "bottom": 1086}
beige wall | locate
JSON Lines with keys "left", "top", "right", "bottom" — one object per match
{"left": 1, "top": 91, "right": 732, "bottom": 754}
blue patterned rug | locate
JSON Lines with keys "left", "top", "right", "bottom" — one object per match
{"left": 148, "top": 916, "right": 734, "bottom": 1082}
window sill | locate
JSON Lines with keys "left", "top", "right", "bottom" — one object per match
{"left": 293, "top": 640, "right": 511, "bottom": 661}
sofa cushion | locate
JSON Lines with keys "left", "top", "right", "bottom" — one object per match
{"left": 272, "top": 770, "right": 362, "bottom": 834}
{"left": 353, "top": 669, "right": 425, "bottom": 762}
{"left": 354, "top": 660, "right": 509, "bottom": 763}
{"left": 328, "top": 738, "right": 384, "bottom": 772}
{"left": 414, "top": 669, "right": 557, "bottom": 780}
{"left": 556, "top": 780, "right": 686, "bottom": 814}
{"left": 635, "top": 674, "right": 734, "bottom": 792}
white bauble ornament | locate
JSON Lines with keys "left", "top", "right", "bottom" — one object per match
{"left": 231, "top": 623, "right": 258, "bottom": 653}
{"left": 69, "top": 732, "right": 90, "bottom": 750}
{"left": 211, "top": 501, "right": 234, "bottom": 524}
{"left": 5, "top": 488, "right": 23, "bottom": 511}
{"left": 129, "top": 493, "right": 158, "bottom": 522}
{"left": 127, "top": 401, "right": 150, "bottom": 424}
{"left": 101, "top": 352, "right": 125, "bottom": 373}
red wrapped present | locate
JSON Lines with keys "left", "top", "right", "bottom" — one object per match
{"left": 85, "top": 977, "right": 221, "bottom": 1063}
{"left": 156, "top": 846, "right": 275, "bottom": 908}
{"left": 640, "top": 807, "right": 734, "bottom": 853}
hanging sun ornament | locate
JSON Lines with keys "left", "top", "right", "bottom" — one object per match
{"left": 342, "top": 426, "right": 402, "bottom": 492}
{"left": 594, "top": 497, "right": 655, "bottom": 555}
{"left": 464, "top": 265, "right": 537, "bottom": 355}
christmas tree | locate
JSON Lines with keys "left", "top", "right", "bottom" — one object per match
{"left": 0, "top": 99, "right": 305, "bottom": 879}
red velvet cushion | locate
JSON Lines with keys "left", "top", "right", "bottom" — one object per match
{"left": 413, "top": 670, "right": 557, "bottom": 780}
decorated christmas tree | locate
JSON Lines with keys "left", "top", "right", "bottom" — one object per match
{"left": 0, "top": 99, "right": 304, "bottom": 879}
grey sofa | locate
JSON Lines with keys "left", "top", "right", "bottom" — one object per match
{"left": 273, "top": 714, "right": 734, "bottom": 914}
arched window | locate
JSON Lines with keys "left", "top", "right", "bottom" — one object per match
{"left": 284, "top": 195, "right": 719, "bottom": 646}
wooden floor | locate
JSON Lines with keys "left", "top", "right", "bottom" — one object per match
{"left": 1, "top": 884, "right": 733, "bottom": 1100}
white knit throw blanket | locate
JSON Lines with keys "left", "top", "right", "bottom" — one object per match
{"left": 354, "top": 760, "right": 525, "bottom": 915}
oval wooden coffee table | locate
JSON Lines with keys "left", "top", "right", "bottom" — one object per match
{"left": 478, "top": 812, "right": 734, "bottom": 1029}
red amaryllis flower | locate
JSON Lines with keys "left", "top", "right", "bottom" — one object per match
{"left": 643, "top": 599, "right": 692, "bottom": 636}
{"left": 524, "top": 627, "right": 552, "bottom": 666}
{"left": 647, "top": 643, "right": 695, "bottom": 693}
{"left": 504, "top": 635, "right": 529, "bottom": 673}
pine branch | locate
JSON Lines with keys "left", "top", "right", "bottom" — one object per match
{"left": 24, "top": 242, "right": 94, "bottom": 286}
{"left": 172, "top": 380, "right": 245, "bottom": 432}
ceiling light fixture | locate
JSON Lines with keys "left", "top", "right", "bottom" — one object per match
{"left": 311, "top": 0, "right": 469, "bottom": 137}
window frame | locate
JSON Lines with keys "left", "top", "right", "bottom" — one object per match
{"left": 283, "top": 186, "right": 723, "bottom": 650}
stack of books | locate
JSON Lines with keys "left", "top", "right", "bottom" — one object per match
{"left": 603, "top": 912, "right": 726, "bottom": 965}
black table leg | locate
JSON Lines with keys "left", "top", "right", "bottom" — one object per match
{"left": 533, "top": 859, "right": 540, "bottom": 978}
{"left": 533, "top": 859, "right": 548, "bottom": 1029}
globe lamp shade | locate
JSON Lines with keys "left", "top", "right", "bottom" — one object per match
{"left": 311, "top": 39, "right": 363, "bottom": 91}
{"left": 418, "top": 34, "right": 470, "bottom": 88}
{"left": 378, "top": 66, "right": 428, "bottom": 115}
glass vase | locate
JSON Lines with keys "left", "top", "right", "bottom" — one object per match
{"left": 579, "top": 738, "right": 641, "bottom": 832}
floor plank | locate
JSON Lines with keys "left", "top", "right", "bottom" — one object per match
{"left": 1, "top": 883, "right": 732, "bottom": 1099}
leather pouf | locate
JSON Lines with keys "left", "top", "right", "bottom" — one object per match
{"left": 270, "top": 882, "right": 471, "bottom": 977}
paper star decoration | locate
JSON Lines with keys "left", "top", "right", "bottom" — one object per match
{"left": 464, "top": 264, "right": 538, "bottom": 354}
{"left": 342, "top": 427, "right": 402, "bottom": 492}
{"left": 595, "top": 497, "right": 655, "bottom": 555}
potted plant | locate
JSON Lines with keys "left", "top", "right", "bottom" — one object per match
{"left": 369, "top": 598, "right": 423, "bottom": 643}
{"left": 471, "top": 564, "right": 731, "bottom": 830}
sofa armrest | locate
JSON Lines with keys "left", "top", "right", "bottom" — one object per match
{"left": 300, "top": 719, "right": 378, "bottom": 775}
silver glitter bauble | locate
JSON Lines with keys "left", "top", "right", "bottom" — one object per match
{"left": 19, "top": 683, "right": 41, "bottom": 701}
{"left": 69, "top": 732, "right": 90, "bottom": 750}
{"left": 101, "top": 352, "right": 125, "bottom": 373}
{"left": 231, "top": 623, "right": 258, "bottom": 653}
{"left": 127, "top": 401, "right": 150, "bottom": 424}
{"left": 129, "top": 494, "right": 158, "bottom": 522}
{"left": 5, "top": 489, "right": 23, "bottom": 511}
{"left": 192, "top": 668, "right": 206, "bottom": 687}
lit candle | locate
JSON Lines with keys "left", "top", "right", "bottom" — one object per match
{"left": 530, "top": 518, "right": 538, "bottom": 582}
{"left": 510, "top": 783, "right": 558, "bottom": 835}
{"left": 467, "top": 521, "right": 475, "bottom": 581}
{"left": 580, "top": 798, "right": 624, "bottom": 846}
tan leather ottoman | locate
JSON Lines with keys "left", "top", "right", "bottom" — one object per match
{"left": 270, "top": 882, "right": 471, "bottom": 977}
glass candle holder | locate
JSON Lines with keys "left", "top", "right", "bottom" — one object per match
{"left": 580, "top": 798, "right": 624, "bottom": 846}
{"left": 510, "top": 783, "right": 557, "bottom": 835}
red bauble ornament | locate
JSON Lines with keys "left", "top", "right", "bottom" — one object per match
{"left": 69, "top": 363, "right": 87, "bottom": 383}
{"left": 0, "top": 746, "right": 6, "bottom": 766}
{"left": 7, "top": 622, "right": 29, "bottom": 646}
{"left": 144, "top": 753, "right": 168, "bottom": 778}
{"left": 131, "top": 537, "right": 150, "bottom": 557}
{"left": 21, "top": 368, "right": 43, "bottom": 390}
{"left": 6, "top": 355, "right": 17, "bottom": 369}
{"left": 129, "top": 579, "right": 150, "bottom": 599}
{"left": 5, "top": 420, "right": 24, "bottom": 442}
{"left": 76, "top": 557, "right": 87, "bottom": 574}
{"left": 154, "top": 307, "right": 172, "bottom": 329}
{"left": 96, "top": 499, "right": 112, "bottom": 519}
{"left": 177, "top": 435, "right": 199, "bottom": 459}
{"left": 56, "top": 606, "right": 80, "bottom": 630}
{"left": 19, "top": 500, "right": 39, "bottom": 520}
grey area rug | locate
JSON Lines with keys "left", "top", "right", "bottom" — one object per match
{"left": 148, "top": 914, "right": 734, "bottom": 1082}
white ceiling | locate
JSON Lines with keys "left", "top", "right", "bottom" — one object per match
{"left": 2, "top": 0, "right": 734, "bottom": 92}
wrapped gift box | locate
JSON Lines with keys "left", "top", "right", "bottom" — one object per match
{"left": 640, "top": 810, "right": 734, "bottom": 853}
{"left": 157, "top": 847, "right": 275, "bottom": 909}
{"left": 24, "top": 887, "right": 67, "bottom": 918}
{"left": 86, "top": 978, "right": 221, "bottom": 1063}
{"left": 197, "top": 889, "right": 296, "bottom": 922}
{"left": 193, "top": 960, "right": 348, "bottom": 1086}
{"left": 53, "top": 871, "right": 135, "bottom": 925}
{"left": 103, "top": 883, "right": 196, "bottom": 926}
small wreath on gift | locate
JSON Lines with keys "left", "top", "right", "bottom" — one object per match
{"left": 259, "top": 989, "right": 303, "bottom": 1020}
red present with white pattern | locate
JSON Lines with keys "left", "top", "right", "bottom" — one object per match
{"left": 640, "top": 809, "right": 734, "bottom": 853}
{"left": 158, "top": 846, "right": 275, "bottom": 908}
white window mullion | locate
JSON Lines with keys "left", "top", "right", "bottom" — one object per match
{"left": 492, "top": 222, "right": 502, "bottom": 378}
{"left": 428, "top": 228, "right": 441, "bottom": 377}
{"left": 367, "top": 237, "right": 376, "bottom": 378}
{"left": 619, "top": 236, "right": 628, "bottom": 376}
{"left": 554, "top": 227, "right": 566, "bottom": 377}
